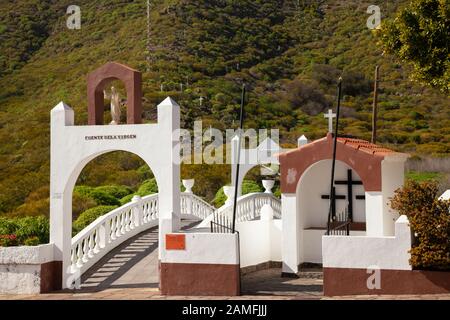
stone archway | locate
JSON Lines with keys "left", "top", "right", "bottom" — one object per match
{"left": 50, "top": 95, "right": 180, "bottom": 289}
{"left": 87, "top": 62, "right": 142, "bottom": 125}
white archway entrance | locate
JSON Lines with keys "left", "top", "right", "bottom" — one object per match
{"left": 50, "top": 96, "right": 181, "bottom": 288}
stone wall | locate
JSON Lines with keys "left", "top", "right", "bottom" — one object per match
{"left": 0, "top": 244, "right": 61, "bottom": 294}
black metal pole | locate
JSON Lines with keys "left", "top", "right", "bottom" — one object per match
{"left": 327, "top": 78, "right": 342, "bottom": 235}
{"left": 232, "top": 85, "right": 246, "bottom": 233}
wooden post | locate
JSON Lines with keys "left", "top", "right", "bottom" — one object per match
{"left": 372, "top": 65, "right": 379, "bottom": 144}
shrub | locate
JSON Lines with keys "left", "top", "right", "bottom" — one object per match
{"left": 73, "top": 186, "right": 121, "bottom": 206}
{"left": 0, "top": 216, "right": 49, "bottom": 247}
{"left": 94, "top": 185, "right": 133, "bottom": 199}
{"left": 24, "top": 236, "right": 40, "bottom": 246}
{"left": 73, "top": 205, "right": 118, "bottom": 235}
{"left": 391, "top": 181, "right": 450, "bottom": 270}
{"left": 120, "top": 194, "right": 135, "bottom": 205}
{"left": 136, "top": 178, "right": 158, "bottom": 196}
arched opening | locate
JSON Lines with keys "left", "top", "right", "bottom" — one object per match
{"left": 295, "top": 159, "right": 367, "bottom": 264}
{"left": 70, "top": 151, "right": 160, "bottom": 291}
{"left": 87, "top": 62, "right": 142, "bottom": 125}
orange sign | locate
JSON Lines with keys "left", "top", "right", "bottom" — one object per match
{"left": 165, "top": 234, "right": 186, "bottom": 250}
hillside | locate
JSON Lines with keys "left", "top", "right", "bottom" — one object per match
{"left": 0, "top": 0, "right": 448, "bottom": 217}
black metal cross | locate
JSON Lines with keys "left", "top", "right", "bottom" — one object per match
{"left": 334, "top": 169, "right": 365, "bottom": 221}
{"left": 321, "top": 187, "right": 346, "bottom": 219}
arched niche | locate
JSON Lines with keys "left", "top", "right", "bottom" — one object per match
{"left": 87, "top": 62, "right": 142, "bottom": 125}
{"left": 295, "top": 159, "right": 367, "bottom": 229}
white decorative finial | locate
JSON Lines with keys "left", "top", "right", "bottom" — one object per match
{"left": 324, "top": 109, "right": 336, "bottom": 133}
{"left": 298, "top": 135, "right": 308, "bottom": 147}
{"left": 182, "top": 179, "right": 195, "bottom": 193}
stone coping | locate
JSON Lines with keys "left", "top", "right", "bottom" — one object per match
{"left": 0, "top": 243, "right": 54, "bottom": 265}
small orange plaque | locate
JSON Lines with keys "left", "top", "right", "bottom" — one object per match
{"left": 165, "top": 234, "right": 186, "bottom": 250}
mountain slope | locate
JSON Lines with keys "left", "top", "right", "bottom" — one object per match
{"left": 0, "top": 0, "right": 448, "bottom": 216}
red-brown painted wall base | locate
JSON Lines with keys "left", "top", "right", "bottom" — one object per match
{"left": 324, "top": 267, "right": 450, "bottom": 296}
{"left": 160, "top": 262, "right": 240, "bottom": 296}
{"left": 40, "top": 261, "right": 62, "bottom": 293}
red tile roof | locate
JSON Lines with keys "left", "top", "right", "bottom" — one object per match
{"left": 336, "top": 137, "right": 398, "bottom": 156}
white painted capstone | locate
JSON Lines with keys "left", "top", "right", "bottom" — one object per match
{"left": 322, "top": 215, "right": 412, "bottom": 270}
{"left": 0, "top": 244, "right": 55, "bottom": 294}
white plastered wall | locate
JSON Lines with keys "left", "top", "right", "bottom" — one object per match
{"left": 50, "top": 97, "right": 180, "bottom": 288}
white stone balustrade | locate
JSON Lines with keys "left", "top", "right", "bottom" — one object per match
{"left": 70, "top": 191, "right": 216, "bottom": 278}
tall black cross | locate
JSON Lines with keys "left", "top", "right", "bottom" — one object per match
{"left": 334, "top": 169, "right": 365, "bottom": 221}
{"left": 321, "top": 187, "right": 346, "bottom": 219}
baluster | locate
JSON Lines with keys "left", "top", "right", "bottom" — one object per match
{"left": 70, "top": 248, "right": 77, "bottom": 273}
{"left": 82, "top": 238, "right": 89, "bottom": 263}
{"left": 120, "top": 212, "right": 126, "bottom": 235}
{"left": 94, "top": 228, "right": 100, "bottom": 253}
{"left": 88, "top": 233, "right": 95, "bottom": 258}
{"left": 115, "top": 215, "right": 122, "bottom": 238}
{"left": 76, "top": 243, "right": 83, "bottom": 268}
{"left": 124, "top": 209, "right": 130, "bottom": 232}
{"left": 110, "top": 217, "right": 116, "bottom": 241}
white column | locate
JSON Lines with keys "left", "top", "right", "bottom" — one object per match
{"left": 50, "top": 102, "right": 75, "bottom": 289}
{"left": 157, "top": 97, "right": 181, "bottom": 251}
{"left": 281, "top": 193, "right": 299, "bottom": 274}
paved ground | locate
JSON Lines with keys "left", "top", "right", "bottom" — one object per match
{"left": 0, "top": 223, "right": 449, "bottom": 300}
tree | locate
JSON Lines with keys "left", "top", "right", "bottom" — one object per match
{"left": 380, "top": 0, "right": 449, "bottom": 92}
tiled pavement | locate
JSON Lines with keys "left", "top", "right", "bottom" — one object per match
{"left": 0, "top": 224, "right": 449, "bottom": 300}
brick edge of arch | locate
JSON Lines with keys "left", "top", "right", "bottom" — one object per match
{"left": 279, "top": 133, "right": 390, "bottom": 193}
{"left": 87, "top": 62, "right": 142, "bottom": 125}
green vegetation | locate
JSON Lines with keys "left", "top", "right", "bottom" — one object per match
{"left": 0, "top": 216, "right": 49, "bottom": 246}
{"left": 380, "top": 0, "right": 449, "bottom": 92}
{"left": 406, "top": 171, "right": 443, "bottom": 182}
{"left": 0, "top": 0, "right": 448, "bottom": 219}
{"left": 72, "top": 205, "right": 118, "bottom": 235}
{"left": 391, "top": 181, "right": 450, "bottom": 270}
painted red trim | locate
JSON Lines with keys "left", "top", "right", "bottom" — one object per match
{"left": 279, "top": 133, "right": 387, "bottom": 192}
{"left": 87, "top": 62, "right": 142, "bottom": 125}
{"left": 323, "top": 267, "right": 450, "bottom": 296}
{"left": 160, "top": 262, "right": 240, "bottom": 296}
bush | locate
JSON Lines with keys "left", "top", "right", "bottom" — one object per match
{"left": 73, "top": 205, "right": 118, "bottom": 235}
{"left": 136, "top": 178, "right": 158, "bottom": 196}
{"left": 0, "top": 216, "right": 49, "bottom": 247}
{"left": 73, "top": 186, "right": 121, "bottom": 206}
{"left": 391, "top": 181, "right": 450, "bottom": 270}
{"left": 24, "top": 236, "right": 40, "bottom": 246}
{"left": 94, "top": 185, "right": 133, "bottom": 199}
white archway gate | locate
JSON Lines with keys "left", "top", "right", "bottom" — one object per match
{"left": 50, "top": 97, "right": 181, "bottom": 288}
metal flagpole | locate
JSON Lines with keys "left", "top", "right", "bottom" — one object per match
{"left": 326, "top": 77, "right": 342, "bottom": 235}
{"left": 232, "top": 84, "right": 246, "bottom": 233}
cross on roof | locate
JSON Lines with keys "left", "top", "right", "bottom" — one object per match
{"left": 324, "top": 109, "right": 336, "bottom": 133}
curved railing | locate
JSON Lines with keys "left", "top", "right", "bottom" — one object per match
{"left": 70, "top": 194, "right": 159, "bottom": 275}
{"left": 197, "top": 192, "right": 281, "bottom": 228}
{"left": 180, "top": 192, "right": 216, "bottom": 220}
{"left": 70, "top": 192, "right": 215, "bottom": 276}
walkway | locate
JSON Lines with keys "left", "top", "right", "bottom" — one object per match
{"left": 77, "top": 220, "right": 199, "bottom": 292}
